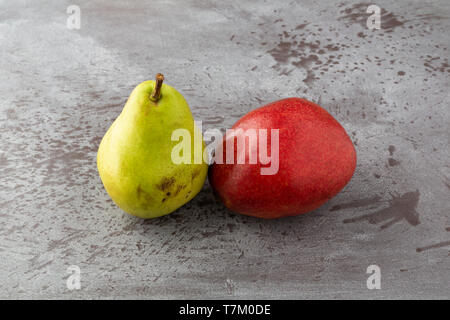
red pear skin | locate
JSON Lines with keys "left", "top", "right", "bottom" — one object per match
{"left": 208, "top": 98, "right": 357, "bottom": 219}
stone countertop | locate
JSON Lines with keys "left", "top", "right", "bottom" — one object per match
{"left": 0, "top": 0, "right": 449, "bottom": 299}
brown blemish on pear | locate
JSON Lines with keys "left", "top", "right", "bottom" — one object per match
{"left": 157, "top": 177, "right": 176, "bottom": 191}
{"left": 173, "top": 184, "right": 186, "bottom": 197}
{"left": 191, "top": 169, "right": 201, "bottom": 181}
{"left": 136, "top": 184, "right": 153, "bottom": 209}
{"left": 136, "top": 184, "right": 152, "bottom": 201}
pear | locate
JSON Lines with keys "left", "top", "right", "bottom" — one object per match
{"left": 209, "top": 98, "right": 356, "bottom": 219}
{"left": 97, "top": 74, "right": 208, "bottom": 218}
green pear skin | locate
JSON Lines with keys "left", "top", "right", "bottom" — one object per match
{"left": 97, "top": 78, "right": 208, "bottom": 218}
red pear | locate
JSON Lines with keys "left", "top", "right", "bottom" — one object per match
{"left": 208, "top": 98, "right": 356, "bottom": 219}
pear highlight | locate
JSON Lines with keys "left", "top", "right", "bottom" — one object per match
{"left": 97, "top": 74, "right": 208, "bottom": 218}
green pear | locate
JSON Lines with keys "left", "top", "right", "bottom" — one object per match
{"left": 97, "top": 74, "right": 208, "bottom": 218}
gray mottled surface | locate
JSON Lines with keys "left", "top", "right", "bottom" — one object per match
{"left": 0, "top": 0, "right": 449, "bottom": 299}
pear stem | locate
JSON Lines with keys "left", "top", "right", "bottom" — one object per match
{"left": 150, "top": 73, "right": 164, "bottom": 102}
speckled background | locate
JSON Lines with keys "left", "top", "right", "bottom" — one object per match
{"left": 0, "top": 0, "right": 449, "bottom": 299}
